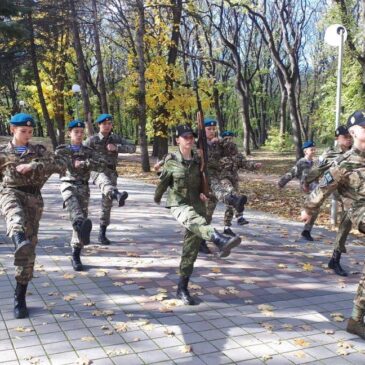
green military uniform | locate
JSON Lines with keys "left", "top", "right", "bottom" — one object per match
{"left": 55, "top": 144, "right": 105, "bottom": 248}
{"left": 84, "top": 132, "right": 136, "bottom": 227}
{"left": 0, "top": 141, "right": 67, "bottom": 284}
{"left": 154, "top": 150, "right": 214, "bottom": 277}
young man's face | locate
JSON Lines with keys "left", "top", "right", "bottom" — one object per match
{"left": 69, "top": 127, "right": 84, "bottom": 145}
{"left": 349, "top": 125, "right": 365, "bottom": 149}
{"left": 304, "top": 147, "right": 316, "bottom": 159}
{"left": 205, "top": 126, "right": 217, "bottom": 141}
{"left": 99, "top": 120, "right": 113, "bottom": 135}
{"left": 337, "top": 133, "right": 353, "bottom": 149}
{"left": 177, "top": 133, "right": 195, "bottom": 149}
{"left": 11, "top": 126, "right": 33, "bottom": 145}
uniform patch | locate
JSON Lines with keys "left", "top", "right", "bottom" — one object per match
{"left": 322, "top": 171, "right": 335, "bottom": 186}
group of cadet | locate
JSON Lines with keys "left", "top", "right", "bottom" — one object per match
{"left": 3, "top": 109, "right": 365, "bottom": 343}
{"left": 0, "top": 112, "right": 135, "bottom": 319}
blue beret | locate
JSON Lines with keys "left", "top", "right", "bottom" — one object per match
{"left": 96, "top": 113, "right": 113, "bottom": 124}
{"left": 204, "top": 118, "right": 217, "bottom": 127}
{"left": 10, "top": 113, "right": 35, "bottom": 127}
{"left": 302, "top": 140, "right": 315, "bottom": 150}
{"left": 221, "top": 130, "right": 235, "bottom": 138}
{"left": 68, "top": 119, "right": 85, "bottom": 129}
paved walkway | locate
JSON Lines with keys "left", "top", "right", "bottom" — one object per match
{"left": 0, "top": 176, "right": 365, "bottom": 365}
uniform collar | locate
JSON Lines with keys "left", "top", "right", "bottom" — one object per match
{"left": 8, "top": 141, "right": 34, "bottom": 155}
{"left": 98, "top": 132, "right": 111, "bottom": 140}
{"left": 175, "top": 149, "right": 196, "bottom": 163}
{"left": 352, "top": 147, "right": 365, "bottom": 158}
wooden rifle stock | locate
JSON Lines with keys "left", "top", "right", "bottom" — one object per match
{"left": 197, "top": 111, "right": 210, "bottom": 197}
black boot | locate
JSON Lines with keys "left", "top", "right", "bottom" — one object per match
{"left": 301, "top": 230, "right": 314, "bottom": 241}
{"left": 237, "top": 216, "right": 249, "bottom": 225}
{"left": 73, "top": 219, "right": 92, "bottom": 246}
{"left": 199, "top": 240, "right": 211, "bottom": 254}
{"left": 223, "top": 227, "right": 236, "bottom": 237}
{"left": 347, "top": 318, "right": 365, "bottom": 339}
{"left": 176, "top": 276, "right": 195, "bottom": 305}
{"left": 71, "top": 247, "right": 83, "bottom": 271}
{"left": 98, "top": 225, "right": 110, "bottom": 245}
{"left": 328, "top": 250, "right": 348, "bottom": 277}
{"left": 211, "top": 229, "right": 241, "bottom": 258}
{"left": 12, "top": 232, "right": 33, "bottom": 264}
{"left": 112, "top": 190, "right": 128, "bottom": 207}
{"left": 14, "top": 282, "right": 28, "bottom": 319}
{"left": 225, "top": 194, "right": 247, "bottom": 213}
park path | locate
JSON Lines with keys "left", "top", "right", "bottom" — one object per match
{"left": 0, "top": 175, "right": 365, "bottom": 365}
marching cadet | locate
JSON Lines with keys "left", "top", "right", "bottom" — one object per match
{"left": 304, "top": 126, "right": 353, "bottom": 276}
{"left": 55, "top": 120, "right": 106, "bottom": 271}
{"left": 154, "top": 125, "right": 242, "bottom": 305}
{"left": 84, "top": 114, "right": 136, "bottom": 245}
{"left": 301, "top": 110, "right": 365, "bottom": 340}
{"left": 0, "top": 113, "right": 70, "bottom": 318}
{"left": 219, "top": 130, "right": 262, "bottom": 236}
{"left": 278, "top": 141, "right": 318, "bottom": 241}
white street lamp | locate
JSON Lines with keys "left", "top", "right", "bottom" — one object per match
{"left": 71, "top": 84, "right": 81, "bottom": 118}
{"left": 324, "top": 24, "right": 347, "bottom": 226}
{"left": 19, "top": 100, "right": 25, "bottom": 111}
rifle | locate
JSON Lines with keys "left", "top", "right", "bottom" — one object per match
{"left": 193, "top": 78, "right": 210, "bottom": 197}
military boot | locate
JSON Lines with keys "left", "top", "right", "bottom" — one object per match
{"left": 328, "top": 250, "right": 348, "bottom": 277}
{"left": 199, "top": 240, "right": 211, "bottom": 254}
{"left": 223, "top": 227, "right": 236, "bottom": 237}
{"left": 225, "top": 194, "right": 247, "bottom": 213}
{"left": 301, "top": 230, "right": 314, "bottom": 241}
{"left": 73, "top": 218, "right": 92, "bottom": 246}
{"left": 176, "top": 276, "right": 195, "bottom": 305}
{"left": 237, "top": 216, "right": 249, "bottom": 225}
{"left": 112, "top": 190, "right": 128, "bottom": 207}
{"left": 12, "top": 232, "right": 33, "bottom": 264}
{"left": 210, "top": 229, "right": 241, "bottom": 258}
{"left": 71, "top": 247, "right": 83, "bottom": 271}
{"left": 347, "top": 318, "right": 365, "bottom": 339}
{"left": 14, "top": 282, "right": 28, "bottom": 319}
{"left": 98, "top": 225, "right": 110, "bottom": 245}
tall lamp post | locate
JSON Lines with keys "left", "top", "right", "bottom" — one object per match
{"left": 324, "top": 24, "right": 347, "bottom": 226}
{"left": 71, "top": 84, "right": 81, "bottom": 119}
{"left": 19, "top": 100, "right": 25, "bottom": 112}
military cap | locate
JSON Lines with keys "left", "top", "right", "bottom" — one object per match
{"left": 175, "top": 124, "right": 196, "bottom": 137}
{"left": 96, "top": 113, "right": 113, "bottom": 124}
{"left": 347, "top": 110, "right": 365, "bottom": 128}
{"left": 221, "top": 130, "right": 235, "bottom": 138}
{"left": 10, "top": 113, "right": 35, "bottom": 127}
{"left": 204, "top": 118, "right": 217, "bottom": 127}
{"left": 302, "top": 140, "right": 315, "bottom": 150}
{"left": 335, "top": 125, "right": 349, "bottom": 137}
{"left": 68, "top": 119, "right": 85, "bottom": 129}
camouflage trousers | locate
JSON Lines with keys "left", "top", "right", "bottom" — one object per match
{"left": 210, "top": 176, "right": 234, "bottom": 203}
{"left": 302, "top": 195, "right": 319, "bottom": 232}
{"left": 61, "top": 182, "right": 90, "bottom": 248}
{"left": 0, "top": 188, "right": 43, "bottom": 285}
{"left": 170, "top": 204, "right": 214, "bottom": 277}
{"left": 92, "top": 170, "right": 117, "bottom": 226}
{"left": 334, "top": 211, "right": 352, "bottom": 253}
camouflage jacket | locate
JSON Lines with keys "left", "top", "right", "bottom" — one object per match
{"left": 0, "top": 142, "right": 67, "bottom": 189}
{"left": 84, "top": 132, "right": 136, "bottom": 169}
{"left": 219, "top": 139, "right": 257, "bottom": 181}
{"left": 278, "top": 157, "right": 316, "bottom": 190}
{"left": 305, "top": 145, "right": 347, "bottom": 185}
{"left": 55, "top": 144, "right": 106, "bottom": 183}
{"left": 304, "top": 148, "right": 365, "bottom": 215}
{"left": 207, "top": 139, "right": 224, "bottom": 175}
{"left": 154, "top": 150, "right": 202, "bottom": 209}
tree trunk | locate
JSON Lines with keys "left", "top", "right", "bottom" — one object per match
{"left": 69, "top": 0, "right": 94, "bottom": 136}
{"left": 212, "top": 83, "right": 224, "bottom": 132}
{"left": 92, "top": 0, "right": 108, "bottom": 113}
{"left": 135, "top": 0, "right": 150, "bottom": 172}
{"left": 28, "top": 12, "right": 58, "bottom": 149}
{"left": 279, "top": 90, "right": 287, "bottom": 137}
{"left": 287, "top": 85, "right": 303, "bottom": 159}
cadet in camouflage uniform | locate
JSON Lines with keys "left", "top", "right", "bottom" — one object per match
{"left": 84, "top": 113, "right": 136, "bottom": 245}
{"left": 304, "top": 126, "right": 352, "bottom": 276}
{"left": 56, "top": 120, "right": 107, "bottom": 271}
{"left": 154, "top": 125, "right": 241, "bottom": 305}
{"left": 0, "top": 113, "right": 70, "bottom": 318}
{"left": 278, "top": 141, "right": 318, "bottom": 241}
{"left": 219, "top": 131, "right": 262, "bottom": 235}
{"left": 301, "top": 110, "right": 365, "bottom": 341}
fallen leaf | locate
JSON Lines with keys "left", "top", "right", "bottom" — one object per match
{"left": 211, "top": 267, "right": 221, "bottom": 273}
{"left": 107, "top": 349, "right": 129, "bottom": 357}
{"left": 294, "top": 351, "right": 306, "bottom": 359}
{"left": 164, "top": 329, "right": 175, "bottom": 337}
{"left": 324, "top": 329, "right": 335, "bottom": 335}
{"left": 83, "top": 302, "right": 95, "bottom": 307}
{"left": 63, "top": 293, "right": 78, "bottom": 302}
{"left": 76, "top": 355, "right": 93, "bottom": 365}
{"left": 81, "top": 336, "right": 95, "bottom": 342}
{"left": 261, "top": 322, "right": 274, "bottom": 332}
{"left": 330, "top": 312, "right": 345, "bottom": 322}
{"left": 282, "top": 324, "right": 293, "bottom": 331}
{"left": 262, "top": 354, "right": 273, "bottom": 362}
{"left": 63, "top": 273, "right": 75, "bottom": 279}
{"left": 293, "top": 338, "right": 310, "bottom": 347}
{"left": 181, "top": 345, "right": 192, "bottom": 353}
{"left": 302, "top": 263, "right": 314, "bottom": 272}
{"left": 114, "top": 322, "right": 128, "bottom": 333}
{"left": 15, "top": 326, "right": 34, "bottom": 333}
{"left": 277, "top": 263, "right": 288, "bottom": 269}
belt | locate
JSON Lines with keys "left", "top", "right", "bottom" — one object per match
{"left": 14, "top": 186, "right": 40, "bottom": 194}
